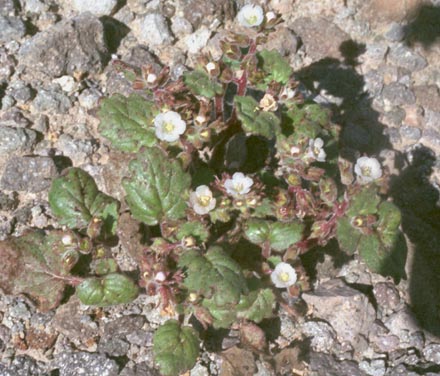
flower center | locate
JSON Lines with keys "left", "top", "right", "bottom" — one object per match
{"left": 163, "top": 122, "right": 175, "bottom": 134}
{"left": 361, "top": 166, "right": 372, "bottom": 176}
{"left": 279, "top": 272, "right": 290, "bottom": 282}
{"left": 313, "top": 146, "right": 321, "bottom": 156}
{"left": 246, "top": 14, "right": 258, "bottom": 25}
{"left": 198, "top": 195, "right": 211, "bottom": 207}
{"left": 233, "top": 183, "right": 244, "bottom": 193}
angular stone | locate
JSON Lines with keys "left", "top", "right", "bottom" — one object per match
{"left": 385, "top": 22, "right": 406, "bottom": 42}
{"left": 262, "top": 26, "right": 299, "bottom": 57}
{"left": 0, "top": 16, "right": 26, "bottom": 43}
{"left": 131, "top": 13, "right": 173, "bottom": 48}
{"left": 19, "top": 13, "right": 108, "bottom": 78}
{"left": 53, "top": 352, "right": 119, "bottom": 376}
{"left": 0, "top": 156, "right": 57, "bottom": 193}
{"left": 0, "top": 127, "right": 37, "bottom": 154}
{"left": 98, "top": 316, "right": 146, "bottom": 357}
{"left": 384, "top": 308, "right": 425, "bottom": 350}
{"left": 423, "top": 343, "right": 440, "bottom": 364}
{"left": 373, "top": 282, "right": 401, "bottom": 314}
{"left": 309, "top": 352, "right": 367, "bottom": 376}
{"left": 182, "top": 0, "right": 234, "bottom": 29}
{"left": 33, "top": 88, "right": 72, "bottom": 114}
{"left": 0, "top": 0, "right": 16, "bottom": 16}
{"left": 382, "top": 83, "right": 416, "bottom": 106}
{"left": 359, "top": 0, "right": 424, "bottom": 27}
{"left": 71, "top": 0, "right": 117, "bottom": 16}
{"left": 291, "top": 17, "right": 349, "bottom": 61}
{"left": 400, "top": 126, "right": 422, "bottom": 141}
{"left": 302, "top": 279, "right": 376, "bottom": 343}
{"left": 302, "top": 321, "right": 336, "bottom": 352}
{"left": 413, "top": 85, "right": 440, "bottom": 112}
{"left": 388, "top": 44, "right": 427, "bottom": 72}
{"left": 0, "top": 355, "right": 46, "bottom": 376}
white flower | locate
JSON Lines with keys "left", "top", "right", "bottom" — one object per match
{"left": 308, "top": 138, "right": 326, "bottom": 162}
{"left": 265, "top": 11, "right": 277, "bottom": 23}
{"left": 259, "top": 93, "right": 278, "bottom": 111}
{"left": 154, "top": 111, "right": 186, "bottom": 142}
{"left": 354, "top": 156, "right": 382, "bottom": 184}
{"left": 270, "top": 262, "right": 297, "bottom": 288}
{"left": 146, "top": 73, "right": 157, "bottom": 83}
{"left": 224, "top": 172, "right": 254, "bottom": 197}
{"left": 237, "top": 4, "right": 264, "bottom": 28}
{"left": 190, "top": 185, "right": 216, "bottom": 215}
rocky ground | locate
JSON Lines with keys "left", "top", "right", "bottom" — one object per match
{"left": 0, "top": 0, "right": 440, "bottom": 375}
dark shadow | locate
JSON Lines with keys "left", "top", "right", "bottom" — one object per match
{"left": 99, "top": 16, "right": 130, "bottom": 56}
{"left": 404, "top": 4, "right": 440, "bottom": 49}
{"left": 389, "top": 145, "right": 440, "bottom": 336}
{"left": 295, "top": 40, "right": 391, "bottom": 159}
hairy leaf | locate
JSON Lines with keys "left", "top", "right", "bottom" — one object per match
{"left": 123, "top": 147, "right": 191, "bottom": 226}
{"left": 0, "top": 230, "right": 79, "bottom": 311}
{"left": 179, "top": 247, "right": 247, "bottom": 306}
{"left": 336, "top": 217, "right": 362, "bottom": 255}
{"left": 347, "top": 186, "right": 381, "bottom": 217}
{"left": 98, "top": 94, "right": 158, "bottom": 152}
{"left": 235, "top": 96, "right": 281, "bottom": 139}
{"left": 244, "top": 219, "right": 304, "bottom": 252}
{"left": 153, "top": 320, "right": 200, "bottom": 376}
{"left": 201, "top": 299, "right": 237, "bottom": 329}
{"left": 377, "top": 201, "right": 401, "bottom": 248}
{"left": 358, "top": 234, "right": 385, "bottom": 273}
{"left": 175, "top": 221, "right": 209, "bottom": 243}
{"left": 257, "top": 49, "right": 292, "bottom": 85}
{"left": 283, "top": 104, "right": 330, "bottom": 140}
{"left": 237, "top": 288, "right": 275, "bottom": 323}
{"left": 183, "top": 69, "right": 223, "bottom": 98}
{"left": 49, "top": 168, "right": 119, "bottom": 236}
{"left": 76, "top": 273, "right": 139, "bottom": 306}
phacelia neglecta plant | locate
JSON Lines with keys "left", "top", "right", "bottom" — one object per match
{"left": 0, "top": 5, "right": 406, "bottom": 376}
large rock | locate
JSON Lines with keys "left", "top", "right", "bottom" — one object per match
{"left": 0, "top": 127, "right": 37, "bottom": 154}
{"left": 131, "top": 13, "right": 173, "bottom": 48}
{"left": 358, "top": 0, "right": 425, "bottom": 27}
{"left": 52, "top": 352, "right": 119, "bottom": 376}
{"left": 309, "top": 352, "right": 367, "bottom": 376}
{"left": 71, "top": 0, "right": 117, "bottom": 16}
{"left": 0, "top": 15, "right": 26, "bottom": 43}
{"left": 413, "top": 85, "right": 440, "bottom": 111}
{"left": 0, "top": 156, "right": 57, "bottom": 193}
{"left": 302, "top": 279, "right": 376, "bottom": 343}
{"left": 387, "top": 44, "right": 427, "bottom": 72}
{"left": 19, "top": 13, "right": 108, "bottom": 78}
{"left": 290, "top": 18, "right": 350, "bottom": 61}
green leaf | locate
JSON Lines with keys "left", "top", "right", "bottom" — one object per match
{"left": 0, "top": 230, "right": 79, "bottom": 312}
{"left": 201, "top": 299, "right": 237, "bottom": 329}
{"left": 336, "top": 217, "right": 362, "bottom": 255}
{"left": 123, "top": 147, "right": 191, "bottom": 226}
{"left": 243, "top": 219, "right": 270, "bottom": 245}
{"left": 76, "top": 273, "right": 139, "bottom": 306}
{"left": 234, "top": 96, "right": 281, "bottom": 139}
{"left": 153, "top": 320, "right": 200, "bottom": 376}
{"left": 49, "top": 168, "right": 119, "bottom": 235}
{"left": 98, "top": 94, "right": 158, "bottom": 152}
{"left": 347, "top": 186, "right": 381, "bottom": 217}
{"left": 244, "top": 219, "right": 304, "bottom": 252}
{"left": 257, "top": 50, "right": 292, "bottom": 85}
{"left": 183, "top": 69, "right": 223, "bottom": 98}
{"left": 237, "top": 289, "right": 275, "bottom": 323}
{"left": 179, "top": 247, "right": 247, "bottom": 306}
{"left": 358, "top": 234, "right": 386, "bottom": 273}
{"left": 377, "top": 201, "right": 401, "bottom": 248}
{"left": 284, "top": 104, "right": 329, "bottom": 140}
{"left": 270, "top": 222, "right": 304, "bottom": 252}
{"left": 175, "top": 221, "right": 209, "bottom": 243}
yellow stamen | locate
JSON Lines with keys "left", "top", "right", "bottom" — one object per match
{"left": 279, "top": 272, "right": 290, "bottom": 282}
{"left": 246, "top": 15, "right": 258, "bottom": 25}
{"left": 163, "top": 122, "right": 174, "bottom": 133}
{"left": 361, "top": 166, "right": 372, "bottom": 176}
{"left": 198, "top": 195, "right": 211, "bottom": 207}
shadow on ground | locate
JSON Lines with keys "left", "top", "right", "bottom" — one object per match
{"left": 404, "top": 4, "right": 440, "bottom": 49}
{"left": 296, "top": 40, "right": 440, "bottom": 336}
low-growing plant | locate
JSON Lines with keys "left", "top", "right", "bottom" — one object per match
{"left": 0, "top": 8, "right": 407, "bottom": 376}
